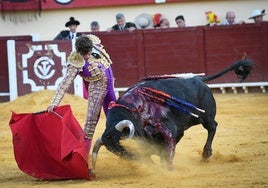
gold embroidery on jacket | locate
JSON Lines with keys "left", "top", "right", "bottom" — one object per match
{"left": 50, "top": 66, "right": 79, "bottom": 106}
{"left": 67, "top": 52, "right": 84, "bottom": 69}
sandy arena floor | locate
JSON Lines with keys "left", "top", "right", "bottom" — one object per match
{"left": 0, "top": 90, "right": 267, "bottom": 188}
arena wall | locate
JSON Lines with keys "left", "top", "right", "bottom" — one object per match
{"left": 0, "top": 22, "right": 267, "bottom": 102}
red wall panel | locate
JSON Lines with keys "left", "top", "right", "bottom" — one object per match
{"left": 204, "top": 24, "right": 264, "bottom": 83}
{"left": 0, "top": 35, "right": 32, "bottom": 93}
{"left": 142, "top": 26, "right": 205, "bottom": 76}
{"left": 260, "top": 22, "right": 268, "bottom": 81}
{"left": 91, "top": 31, "right": 140, "bottom": 86}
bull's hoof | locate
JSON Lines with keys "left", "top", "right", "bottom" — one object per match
{"left": 167, "top": 164, "right": 174, "bottom": 171}
{"left": 89, "top": 169, "right": 96, "bottom": 180}
{"left": 202, "top": 156, "right": 211, "bottom": 163}
{"left": 202, "top": 149, "right": 212, "bottom": 161}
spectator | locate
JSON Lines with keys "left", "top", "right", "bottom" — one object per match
{"left": 107, "top": 13, "right": 137, "bottom": 32}
{"left": 223, "top": 11, "right": 245, "bottom": 25}
{"left": 159, "top": 18, "right": 170, "bottom": 28}
{"left": 54, "top": 17, "right": 82, "bottom": 40}
{"left": 90, "top": 21, "right": 100, "bottom": 32}
{"left": 175, "top": 15, "right": 186, "bottom": 28}
{"left": 249, "top": 9, "right": 266, "bottom": 24}
{"left": 223, "top": 11, "right": 236, "bottom": 25}
{"left": 134, "top": 13, "right": 154, "bottom": 29}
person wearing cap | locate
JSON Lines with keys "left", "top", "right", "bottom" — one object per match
{"left": 90, "top": 21, "right": 100, "bottom": 32}
{"left": 54, "top": 17, "right": 82, "bottom": 40}
{"left": 134, "top": 13, "right": 154, "bottom": 29}
{"left": 175, "top": 15, "right": 186, "bottom": 28}
{"left": 107, "top": 13, "right": 137, "bottom": 32}
{"left": 249, "top": 9, "right": 266, "bottom": 24}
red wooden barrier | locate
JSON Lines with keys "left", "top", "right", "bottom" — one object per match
{"left": 0, "top": 35, "right": 32, "bottom": 101}
{"left": 142, "top": 26, "right": 206, "bottom": 76}
{"left": 95, "top": 22, "right": 268, "bottom": 87}
{"left": 204, "top": 23, "right": 266, "bottom": 84}
{"left": 7, "top": 40, "right": 74, "bottom": 100}
{"left": 95, "top": 31, "right": 140, "bottom": 86}
{"left": 1, "top": 22, "right": 267, "bottom": 102}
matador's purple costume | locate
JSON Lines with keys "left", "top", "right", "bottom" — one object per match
{"left": 50, "top": 34, "right": 116, "bottom": 140}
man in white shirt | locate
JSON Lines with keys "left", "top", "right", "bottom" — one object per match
{"left": 223, "top": 11, "right": 236, "bottom": 25}
{"left": 223, "top": 11, "right": 245, "bottom": 25}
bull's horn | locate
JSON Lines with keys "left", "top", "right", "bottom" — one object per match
{"left": 115, "top": 120, "right": 135, "bottom": 138}
{"left": 92, "top": 137, "right": 103, "bottom": 170}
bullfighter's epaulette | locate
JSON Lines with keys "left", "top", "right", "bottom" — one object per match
{"left": 67, "top": 52, "right": 84, "bottom": 68}
{"left": 87, "top": 34, "right": 112, "bottom": 67}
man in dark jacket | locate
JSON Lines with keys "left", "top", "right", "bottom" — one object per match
{"left": 108, "top": 13, "right": 137, "bottom": 32}
{"left": 54, "top": 17, "right": 82, "bottom": 40}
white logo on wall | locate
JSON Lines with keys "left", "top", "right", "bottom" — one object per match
{"left": 22, "top": 44, "right": 66, "bottom": 91}
{"left": 54, "top": 0, "right": 73, "bottom": 5}
{"left": 34, "top": 56, "right": 55, "bottom": 79}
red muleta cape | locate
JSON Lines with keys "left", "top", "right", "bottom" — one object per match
{"left": 9, "top": 105, "right": 93, "bottom": 180}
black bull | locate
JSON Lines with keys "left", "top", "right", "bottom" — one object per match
{"left": 92, "top": 58, "right": 253, "bottom": 170}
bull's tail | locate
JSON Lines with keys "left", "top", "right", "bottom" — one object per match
{"left": 201, "top": 57, "right": 254, "bottom": 83}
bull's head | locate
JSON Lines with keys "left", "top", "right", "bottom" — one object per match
{"left": 92, "top": 120, "right": 136, "bottom": 170}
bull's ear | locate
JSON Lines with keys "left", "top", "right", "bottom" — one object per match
{"left": 115, "top": 120, "right": 135, "bottom": 138}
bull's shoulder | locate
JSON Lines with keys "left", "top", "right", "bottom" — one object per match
{"left": 138, "top": 77, "right": 206, "bottom": 89}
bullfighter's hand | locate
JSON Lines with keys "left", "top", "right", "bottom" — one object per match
{"left": 47, "top": 104, "right": 57, "bottom": 113}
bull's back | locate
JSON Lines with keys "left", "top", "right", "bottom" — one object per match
{"left": 139, "top": 77, "right": 216, "bottom": 119}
